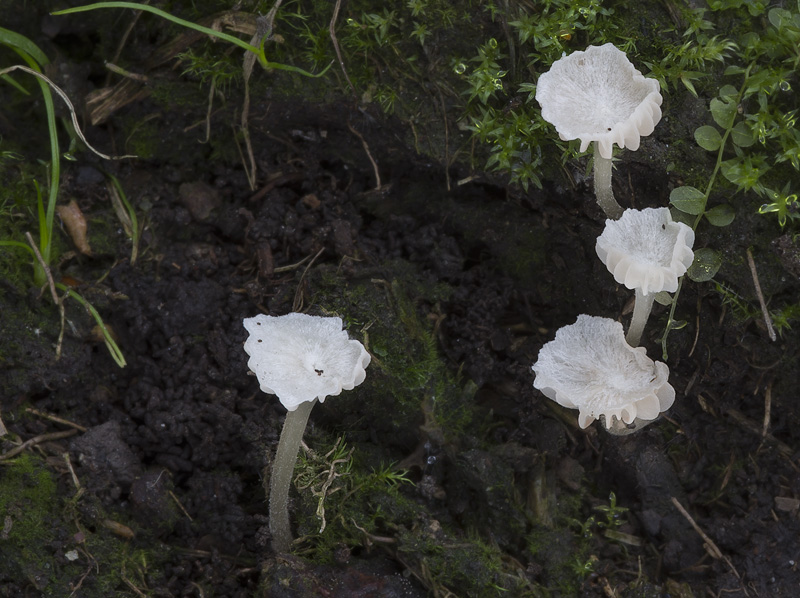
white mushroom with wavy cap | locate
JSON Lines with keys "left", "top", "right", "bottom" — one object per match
{"left": 243, "top": 312, "right": 370, "bottom": 553}
{"left": 532, "top": 315, "right": 675, "bottom": 434}
{"left": 596, "top": 207, "right": 695, "bottom": 346}
{"left": 535, "top": 43, "right": 662, "bottom": 219}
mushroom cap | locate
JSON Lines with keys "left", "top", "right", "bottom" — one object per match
{"left": 596, "top": 207, "right": 695, "bottom": 295}
{"left": 535, "top": 43, "right": 663, "bottom": 159}
{"left": 532, "top": 315, "right": 675, "bottom": 430}
{"left": 243, "top": 313, "right": 371, "bottom": 411}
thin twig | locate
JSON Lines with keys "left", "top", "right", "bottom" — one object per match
{"left": 63, "top": 452, "right": 82, "bottom": 490}
{"left": 762, "top": 379, "right": 772, "bottom": 439}
{"left": 104, "top": 62, "right": 149, "bottom": 82}
{"left": 727, "top": 407, "right": 794, "bottom": 460}
{"left": 292, "top": 247, "right": 325, "bottom": 312}
{"left": 347, "top": 121, "right": 381, "bottom": 190}
{"left": 746, "top": 247, "right": 776, "bottom": 341}
{"left": 0, "top": 429, "right": 79, "bottom": 461}
{"left": 438, "top": 89, "right": 451, "bottom": 191}
{"left": 25, "top": 232, "right": 66, "bottom": 360}
{"left": 0, "top": 66, "right": 135, "bottom": 160}
{"left": 105, "top": 0, "right": 152, "bottom": 86}
{"left": 671, "top": 496, "right": 748, "bottom": 596}
{"left": 27, "top": 407, "right": 87, "bottom": 432}
{"left": 329, "top": 0, "right": 356, "bottom": 95}
{"left": 169, "top": 490, "right": 194, "bottom": 521}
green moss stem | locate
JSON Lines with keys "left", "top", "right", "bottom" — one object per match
{"left": 269, "top": 398, "right": 317, "bottom": 553}
{"left": 593, "top": 143, "right": 623, "bottom": 220}
{"left": 626, "top": 288, "right": 655, "bottom": 347}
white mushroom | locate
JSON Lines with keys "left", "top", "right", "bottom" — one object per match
{"left": 596, "top": 207, "right": 695, "bottom": 346}
{"left": 243, "top": 312, "right": 371, "bottom": 553}
{"left": 532, "top": 315, "right": 675, "bottom": 434}
{"left": 535, "top": 43, "right": 662, "bottom": 219}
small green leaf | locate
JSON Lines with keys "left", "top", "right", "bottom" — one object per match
{"left": 768, "top": 7, "right": 792, "bottom": 29}
{"left": 718, "top": 84, "right": 738, "bottom": 99}
{"left": 654, "top": 291, "right": 673, "bottom": 306}
{"left": 724, "top": 65, "right": 747, "bottom": 76}
{"left": 668, "top": 319, "right": 688, "bottom": 331}
{"left": 704, "top": 204, "right": 736, "bottom": 227}
{"left": 730, "top": 121, "right": 755, "bottom": 147}
{"left": 687, "top": 248, "right": 722, "bottom": 282}
{"left": 695, "top": 125, "right": 722, "bottom": 151}
{"left": 710, "top": 98, "right": 736, "bottom": 129}
{"left": 670, "top": 186, "right": 707, "bottom": 215}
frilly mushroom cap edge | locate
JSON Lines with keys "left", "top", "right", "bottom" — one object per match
{"left": 243, "top": 313, "right": 371, "bottom": 411}
{"left": 535, "top": 43, "right": 663, "bottom": 159}
{"left": 532, "top": 315, "right": 675, "bottom": 430}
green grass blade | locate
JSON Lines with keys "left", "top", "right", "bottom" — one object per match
{"left": 56, "top": 284, "right": 127, "bottom": 368}
{"left": 52, "top": 2, "right": 262, "bottom": 57}
{"left": 0, "top": 26, "right": 50, "bottom": 65}
{"left": 0, "top": 240, "right": 36, "bottom": 257}
{"left": 0, "top": 39, "right": 60, "bottom": 272}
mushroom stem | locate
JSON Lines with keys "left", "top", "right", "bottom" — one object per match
{"left": 593, "top": 142, "right": 624, "bottom": 220}
{"left": 626, "top": 288, "right": 655, "bottom": 346}
{"left": 269, "top": 398, "right": 317, "bottom": 553}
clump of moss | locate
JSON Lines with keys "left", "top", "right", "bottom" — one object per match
{"left": 0, "top": 453, "right": 60, "bottom": 589}
{"left": 311, "top": 262, "right": 473, "bottom": 442}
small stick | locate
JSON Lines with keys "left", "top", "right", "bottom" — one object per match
{"left": 0, "top": 65, "right": 135, "bottom": 160}
{"left": 63, "top": 452, "right": 82, "bottom": 491}
{"left": 104, "top": 62, "right": 149, "bottom": 82}
{"left": 169, "top": 490, "right": 194, "bottom": 521}
{"left": 671, "top": 496, "right": 747, "bottom": 596}
{"left": 0, "top": 429, "right": 78, "bottom": 461}
{"left": 292, "top": 247, "right": 325, "bottom": 312}
{"left": 762, "top": 379, "right": 772, "bottom": 439}
{"left": 438, "top": 89, "right": 451, "bottom": 191}
{"left": 746, "top": 247, "right": 776, "bottom": 341}
{"left": 26, "top": 407, "right": 87, "bottom": 432}
{"left": 329, "top": 0, "right": 356, "bottom": 95}
{"left": 347, "top": 121, "right": 381, "bottom": 190}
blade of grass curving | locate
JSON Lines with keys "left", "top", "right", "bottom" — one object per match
{"left": 52, "top": 3, "right": 333, "bottom": 77}
{"left": 56, "top": 283, "right": 127, "bottom": 368}
{"left": 105, "top": 173, "right": 139, "bottom": 265}
{"left": 52, "top": 2, "right": 264, "bottom": 61}
{"left": 0, "top": 45, "right": 60, "bottom": 282}
{"left": 0, "top": 26, "right": 50, "bottom": 65}
{"left": 0, "top": 240, "right": 36, "bottom": 257}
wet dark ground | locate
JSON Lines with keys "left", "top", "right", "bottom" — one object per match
{"left": 3, "top": 7, "right": 800, "bottom": 598}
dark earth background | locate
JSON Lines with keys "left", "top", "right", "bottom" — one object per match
{"left": 2, "top": 1, "right": 800, "bottom": 597}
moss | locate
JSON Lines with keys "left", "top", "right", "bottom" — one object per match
{"left": 311, "top": 261, "right": 478, "bottom": 444}
{"left": 526, "top": 526, "right": 588, "bottom": 595}
{"left": 0, "top": 452, "right": 173, "bottom": 596}
{"left": 0, "top": 453, "right": 61, "bottom": 591}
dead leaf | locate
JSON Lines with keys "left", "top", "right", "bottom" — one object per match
{"left": 56, "top": 200, "right": 92, "bottom": 256}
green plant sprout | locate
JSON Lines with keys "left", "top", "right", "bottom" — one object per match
{"left": 593, "top": 491, "right": 628, "bottom": 530}
{"left": 758, "top": 184, "right": 799, "bottom": 227}
{"left": 105, "top": 173, "right": 140, "bottom": 266}
{"left": 0, "top": 27, "right": 61, "bottom": 288}
{"left": 55, "top": 284, "right": 127, "bottom": 368}
{"left": 0, "top": 28, "right": 128, "bottom": 368}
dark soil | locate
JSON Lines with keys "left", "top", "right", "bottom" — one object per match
{"left": 2, "top": 3, "right": 800, "bottom": 598}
